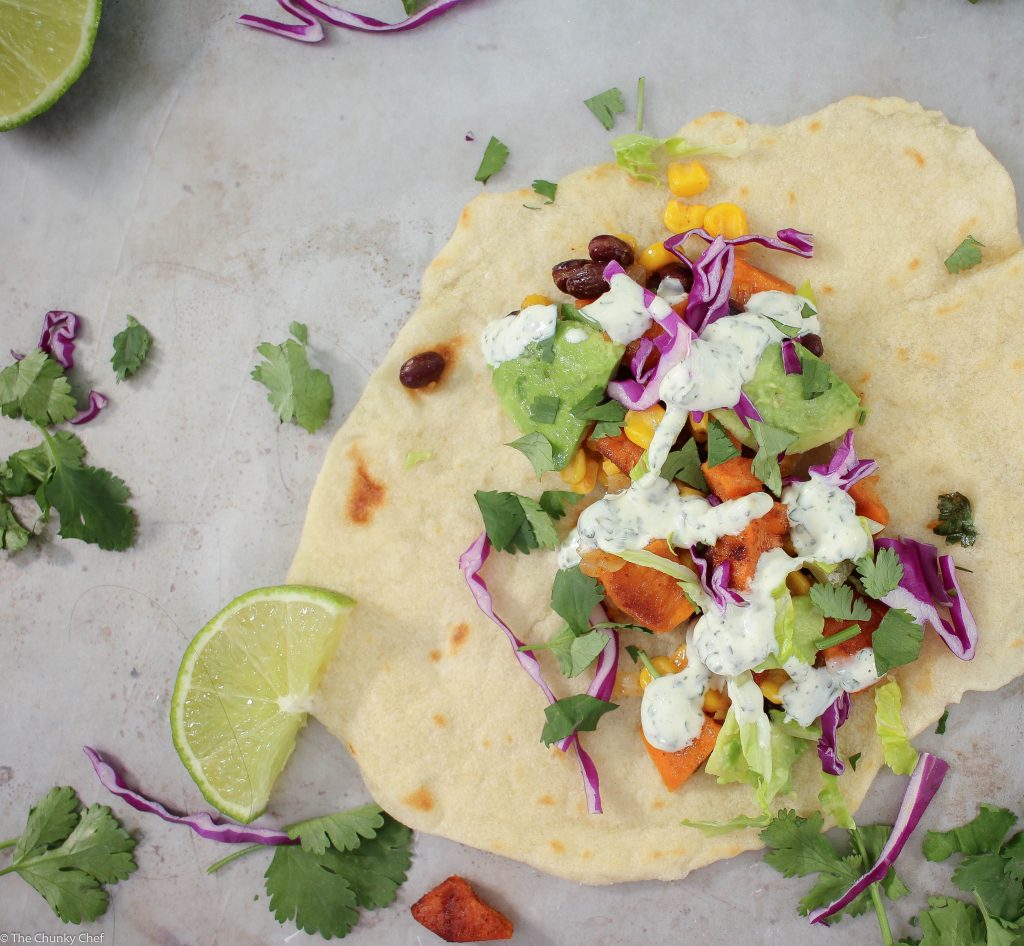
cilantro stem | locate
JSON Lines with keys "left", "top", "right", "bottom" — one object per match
{"left": 851, "top": 829, "right": 894, "bottom": 946}
{"left": 0, "top": 838, "right": 17, "bottom": 851}
{"left": 0, "top": 864, "right": 16, "bottom": 876}
{"left": 814, "top": 624, "right": 863, "bottom": 651}
{"left": 206, "top": 843, "right": 264, "bottom": 875}
{"left": 638, "top": 651, "right": 661, "bottom": 680}
{"left": 636, "top": 76, "right": 646, "bottom": 132}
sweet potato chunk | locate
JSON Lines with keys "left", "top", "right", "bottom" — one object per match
{"left": 643, "top": 715, "right": 722, "bottom": 791}
{"left": 595, "top": 539, "right": 695, "bottom": 633}
{"left": 820, "top": 596, "right": 888, "bottom": 669}
{"left": 702, "top": 455, "right": 764, "bottom": 500}
{"left": 590, "top": 432, "right": 645, "bottom": 474}
{"left": 411, "top": 875, "right": 513, "bottom": 943}
{"left": 848, "top": 474, "right": 890, "bottom": 526}
{"left": 709, "top": 502, "right": 790, "bottom": 591}
{"left": 729, "top": 258, "right": 795, "bottom": 308}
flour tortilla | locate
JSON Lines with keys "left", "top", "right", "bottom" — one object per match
{"left": 288, "top": 97, "right": 1024, "bottom": 884}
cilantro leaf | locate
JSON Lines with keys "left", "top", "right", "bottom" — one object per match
{"left": 660, "top": 438, "right": 707, "bottom": 490}
{"left": 404, "top": 450, "right": 431, "bottom": 469}
{"left": 317, "top": 816, "right": 412, "bottom": 911}
{"left": 265, "top": 846, "right": 360, "bottom": 938}
{"left": 944, "top": 235, "right": 984, "bottom": 274}
{"left": 584, "top": 87, "right": 625, "bottom": 130}
{"left": 4, "top": 789, "right": 137, "bottom": 924}
{"left": 507, "top": 431, "right": 557, "bottom": 478}
{"left": 0, "top": 499, "right": 30, "bottom": 551}
{"left": 532, "top": 179, "right": 557, "bottom": 203}
{"left": 914, "top": 896, "right": 987, "bottom": 945}
{"left": 848, "top": 752, "right": 861, "bottom": 771}
{"left": 0, "top": 350, "right": 77, "bottom": 425}
{"left": 526, "top": 627, "right": 611, "bottom": 678}
{"left": 252, "top": 325, "right": 333, "bottom": 433}
{"left": 924, "top": 805, "right": 1018, "bottom": 862}
{"left": 111, "top": 315, "right": 152, "bottom": 382}
{"left": 706, "top": 418, "right": 740, "bottom": 467}
{"left": 37, "top": 430, "right": 135, "bottom": 551}
{"left": 935, "top": 708, "right": 950, "bottom": 735}
{"left": 2, "top": 432, "right": 83, "bottom": 498}
{"left": 859, "top": 824, "right": 911, "bottom": 903}
{"left": 287, "top": 804, "right": 384, "bottom": 855}
{"left": 474, "top": 489, "right": 560, "bottom": 554}
{"left": 872, "top": 607, "right": 924, "bottom": 675}
{"left": 750, "top": 420, "right": 797, "bottom": 496}
{"left": 474, "top": 136, "right": 509, "bottom": 184}
{"left": 761, "top": 810, "right": 839, "bottom": 879}
{"left": 538, "top": 490, "right": 580, "bottom": 520}
{"left": 801, "top": 358, "right": 833, "bottom": 401}
{"left": 976, "top": 899, "right": 1022, "bottom": 946}
{"left": 953, "top": 853, "right": 1024, "bottom": 920}
{"left": 857, "top": 546, "right": 904, "bottom": 599}
{"left": 550, "top": 566, "right": 603, "bottom": 633}
{"left": 528, "top": 394, "right": 560, "bottom": 424}
{"left": 401, "top": 0, "right": 430, "bottom": 12}
{"left": 540, "top": 694, "right": 617, "bottom": 745}
{"left": 572, "top": 396, "right": 627, "bottom": 440}
{"left": 809, "top": 583, "right": 871, "bottom": 621}
{"left": 933, "top": 492, "right": 978, "bottom": 548}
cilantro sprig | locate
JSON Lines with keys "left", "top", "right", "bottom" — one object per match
{"left": 474, "top": 488, "right": 578, "bottom": 554}
{"left": 857, "top": 546, "right": 904, "bottom": 599}
{"left": 111, "top": 315, "right": 152, "bottom": 382}
{"left": 706, "top": 417, "right": 740, "bottom": 467}
{"left": 0, "top": 786, "right": 137, "bottom": 923}
{"left": 933, "top": 491, "right": 978, "bottom": 548}
{"left": 252, "top": 322, "right": 334, "bottom": 433}
{"left": 584, "top": 87, "right": 625, "bottom": 130}
{"left": 474, "top": 136, "right": 509, "bottom": 184}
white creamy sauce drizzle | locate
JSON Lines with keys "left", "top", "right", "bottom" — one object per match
{"left": 480, "top": 304, "right": 558, "bottom": 367}
{"left": 826, "top": 647, "right": 882, "bottom": 692}
{"left": 657, "top": 276, "right": 689, "bottom": 306}
{"left": 693, "top": 548, "right": 806, "bottom": 677}
{"left": 640, "top": 630, "right": 709, "bottom": 752}
{"left": 563, "top": 326, "right": 589, "bottom": 344}
{"left": 781, "top": 478, "right": 871, "bottom": 563}
{"left": 579, "top": 272, "right": 672, "bottom": 345}
{"left": 558, "top": 473, "right": 773, "bottom": 568}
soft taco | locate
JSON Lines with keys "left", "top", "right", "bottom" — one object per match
{"left": 288, "top": 96, "right": 1024, "bottom": 884}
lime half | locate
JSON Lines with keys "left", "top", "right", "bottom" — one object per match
{"left": 0, "top": 0, "right": 102, "bottom": 131}
{"left": 171, "top": 586, "right": 354, "bottom": 823}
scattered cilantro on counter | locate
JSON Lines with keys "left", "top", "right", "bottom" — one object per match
{"left": 540, "top": 694, "right": 618, "bottom": 745}
{"left": 0, "top": 349, "right": 77, "bottom": 425}
{"left": 252, "top": 321, "right": 334, "bottom": 433}
{"left": 474, "top": 136, "right": 509, "bottom": 184}
{"left": 809, "top": 583, "right": 871, "bottom": 622}
{"left": 857, "top": 547, "right": 904, "bottom": 599}
{"left": 933, "top": 491, "right": 978, "bottom": 548}
{"left": 583, "top": 87, "right": 625, "bottom": 131}
{"left": 935, "top": 709, "right": 949, "bottom": 735}
{"left": 474, "top": 488, "right": 577, "bottom": 554}
{"left": 532, "top": 179, "right": 557, "bottom": 204}
{"left": 111, "top": 315, "right": 152, "bottom": 381}
{"left": 944, "top": 235, "right": 984, "bottom": 274}
{"left": 0, "top": 786, "right": 137, "bottom": 923}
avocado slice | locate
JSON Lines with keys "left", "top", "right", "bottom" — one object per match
{"left": 491, "top": 321, "right": 625, "bottom": 469}
{"left": 712, "top": 343, "right": 864, "bottom": 454}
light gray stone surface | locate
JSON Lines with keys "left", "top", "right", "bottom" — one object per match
{"left": 1, "top": 1, "right": 1022, "bottom": 942}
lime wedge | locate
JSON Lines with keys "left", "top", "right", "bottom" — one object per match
{"left": 0, "top": 0, "right": 102, "bottom": 132}
{"left": 171, "top": 586, "right": 354, "bottom": 823}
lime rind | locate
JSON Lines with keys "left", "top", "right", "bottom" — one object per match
{"left": 171, "top": 585, "right": 354, "bottom": 824}
{"left": 0, "top": 0, "right": 103, "bottom": 131}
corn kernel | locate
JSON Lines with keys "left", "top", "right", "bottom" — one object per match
{"left": 521, "top": 293, "right": 551, "bottom": 309}
{"left": 676, "top": 484, "right": 704, "bottom": 499}
{"left": 663, "top": 199, "right": 709, "bottom": 234}
{"left": 614, "top": 670, "right": 643, "bottom": 699}
{"left": 703, "top": 688, "right": 731, "bottom": 716}
{"left": 560, "top": 449, "right": 586, "bottom": 486}
{"left": 639, "top": 241, "right": 677, "bottom": 273}
{"left": 757, "top": 669, "right": 789, "bottom": 705}
{"left": 601, "top": 458, "right": 619, "bottom": 477}
{"left": 786, "top": 570, "right": 813, "bottom": 596}
{"left": 704, "top": 202, "right": 749, "bottom": 240}
{"left": 668, "top": 160, "right": 711, "bottom": 197}
{"left": 570, "top": 457, "right": 599, "bottom": 495}
{"left": 613, "top": 232, "right": 638, "bottom": 252}
{"left": 689, "top": 412, "right": 709, "bottom": 442}
{"left": 624, "top": 404, "right": 665, "bottom": 449}
{"left": 639, "top": 655, "right": 678, "bottom": 689}
{"left": 670, "top": 644, "right": 688, "bottom": 669}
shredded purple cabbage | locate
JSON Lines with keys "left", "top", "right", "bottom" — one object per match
{"left": 732, "top": 391, "right": 763, "bottom": 430}
{"left": 690, "top": 549, "right": 743, "bottom": 613}
{"left": 817, "top": 692, "right": 851, "bottom": 776}
{"left": 84, "top": 746, "right": 296, "bottom": 845}
{"left": 809, "top": 752, "right": 949, "bottom": 925}
{"left": 38, "top": 311, "right": 80, "bottom": 369}
{"left": 607, "top": 312, "right": 693, "bottom": 411}
{"left": 459, "top": 533, "right": 607, "bottom": 813}
{"left": 586, "top": 605, "right": 618, "bottom": 704}
{"left": 781, "top": 337, "right": 803, "bottom": 375}
{"left": 629, "top": 336, "right": 656, "bottom": 383}
{"left": 808, "top": 429, "right": 878, "bottom": 491}
{"left": 877, "top": 536, "right": 978, "bottom": 660}
{"left": 70, "top": 391, "right": 108, "bottom": 426}
{"left": 662, "top": 227, "right": 814, "bottom": 335}
{"left": 240, "top": 0, "right": 473, "bottom": 42}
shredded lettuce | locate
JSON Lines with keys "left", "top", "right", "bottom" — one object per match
{"left": 610, "top": 134, "right": 744, "bottom": 183}
{"left": 758, "top": 584, "right": 822, "bottom": 670}
{"left": 874, "top": 679, "right": 919, "bottom": 775}
{"left": 818, "top": 772, "right": 855, "bottom": 830}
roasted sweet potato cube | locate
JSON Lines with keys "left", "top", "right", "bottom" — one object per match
{"left": 709, "top": 501, "right": 790, "bottom": 591}
{"left": 411, "top": 875, "right": 513, "bottom": 942}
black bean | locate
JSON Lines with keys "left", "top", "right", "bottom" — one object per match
{"left": 588, "top": 234, "right": 635, "bottom": 267}
{"left": 552, "top": 259, "right": 609, "bottom": 299}
{"left": 399, "top": 351, "right": 446, "bottom": 388}
{"left": 798, "top": 333, "right": 824, "bottom": 357}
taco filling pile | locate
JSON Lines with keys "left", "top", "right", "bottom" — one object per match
{"left": 464, "top": 161, "right": 978, "bottom": 831}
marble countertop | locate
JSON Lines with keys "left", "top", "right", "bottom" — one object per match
{"left": 2, "top": 1, "right": 1023, "bottom": 942}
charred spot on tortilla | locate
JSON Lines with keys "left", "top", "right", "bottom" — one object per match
{"left": 430, "top": 649, "right": 443, "bottom": 662}
{"left": 905, "top": 147, "right": 927, "bottom": 167}
{"left": 345, "top": 446, "right": 386, "bottom": 525}
{"left": 537, "top": 794, "right": 556, "bottom": 806}
{"left": 449, "top": 622, "right": 470, "bottom": 654}
{"left": 549, "top": 840, "right": 566, "bottom": 853}
{"left": 433, "top": 713, "right": 448, "bottom": 727}
{"left": 404, "top": 786, "right": 435, "bottom": 812}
